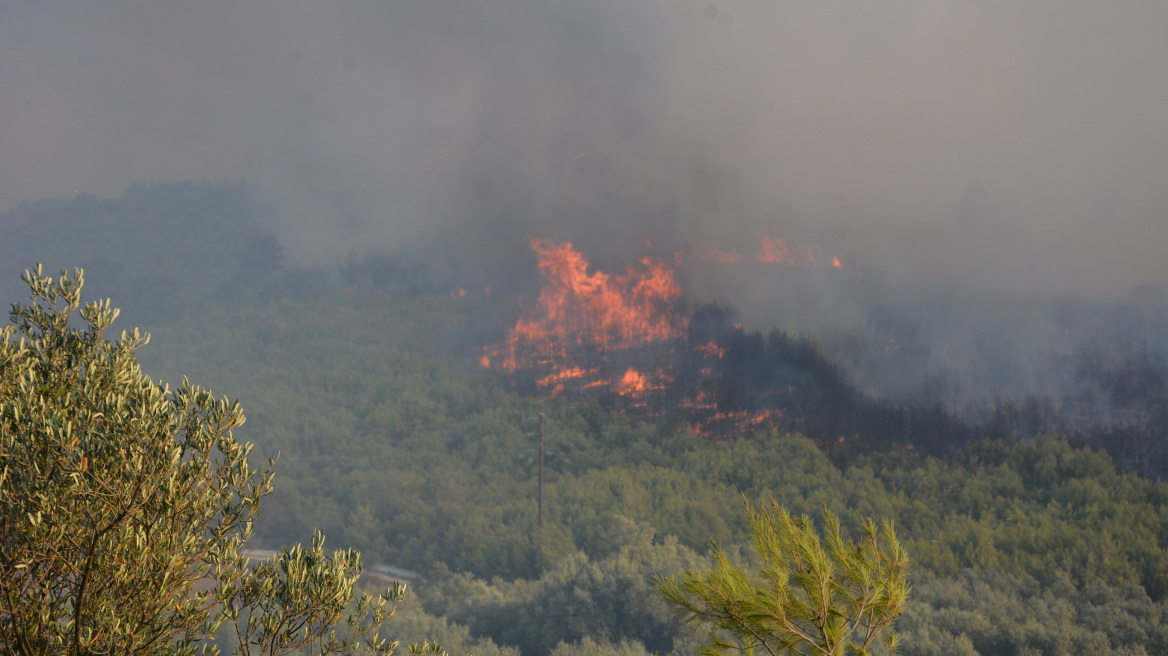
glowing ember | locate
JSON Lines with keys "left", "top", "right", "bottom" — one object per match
{"left": 696, "top": 341, "right": 725, "bottom": 359}
{"left": 688, "top": 409, "right": 783, "bottom": 439}
{"left": 749, "top": 235, "right": 841, "bottom": 267}
{"left": 536, "top": 367, "right": 593, "bottom": 390}
{"left": 756, "top": 235, "right": 793, "bottom": 264}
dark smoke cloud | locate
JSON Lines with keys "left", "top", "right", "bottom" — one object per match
{"left": 3, "top": 0, "right": 1168, "bottom": 414}
{"left": 4, "top": 0, "right": 1167, "bottom": 287}
{"left": 0, "top": 0, "right": 689, "bottom": 270}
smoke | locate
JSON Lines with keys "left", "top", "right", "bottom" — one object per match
{"left": 3, "top": 0, "right": 1168, "bottom": 425}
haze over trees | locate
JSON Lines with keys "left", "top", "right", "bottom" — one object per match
{"left": 2, "top": 183, "right": 1168, "bottom": 655}
{"left": 4, "top": 1, "right": 1168, "bottom": 653}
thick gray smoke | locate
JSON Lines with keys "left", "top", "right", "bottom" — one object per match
{"left": 3, "top": 0, "right": 1167, "bottom": 413}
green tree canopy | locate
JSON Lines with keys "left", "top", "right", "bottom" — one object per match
{"left": 0, "top": 266, "right": 404, "bottom": 656}
{"left": 659, "top": 501, "right": 910, "bottom": 656}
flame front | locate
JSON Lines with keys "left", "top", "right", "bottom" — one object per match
{"left": 481, "top": 237, "right": 831, "bottom": 440}
{"left": 616, "top": 368, "right": 649, "bottom": 396}
{"left": 491, "top": 239, "right": 686, "bottom": 378}
{"left": 756, "top": 235, "right": 793, "bottom": 264}
{"left": 756, "top": 235, "right": 828, "bottom": 265}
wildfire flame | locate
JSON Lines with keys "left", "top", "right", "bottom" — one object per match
{"left": 755, "top": 235, "right": 828, "bottom": 266}
{"left": 482, "top": 236, "right": 844, "bottom": 440}
{"left": 616, "top": 368, "right": 649, "bottom": 396}
{"left": 756, "top": 235, "right": 793, "bottom": 264}
{"left": 489, "top": 239, "right": 686, "bottom": 374}
{"left": 696, "top": 341, "right": 725, "bottom": 359}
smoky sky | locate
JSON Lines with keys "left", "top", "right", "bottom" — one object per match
{"left": 2, "top": 0, "right": 1167, "bottom": 304}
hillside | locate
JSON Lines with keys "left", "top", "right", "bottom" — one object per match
{"left": 4, "top": 182, "right": 1168, "bottom": 656}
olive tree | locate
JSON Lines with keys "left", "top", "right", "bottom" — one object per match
{"left": 0, "top": 266, "right": 405, "bottom": 656}
{"left": 658, "top": 500, "right": 910, "bottom": 656}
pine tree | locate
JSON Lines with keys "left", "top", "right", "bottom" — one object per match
{"left": 659, "top": 500, "right": 910, "bottom": 656}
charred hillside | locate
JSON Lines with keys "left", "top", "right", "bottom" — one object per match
{"left": 478, "top": 238, "right": 1168, "bottom": 474}
{"left": 490, "top": 298, "right": 974, "bottom": 457}
{"left": 478, "top": 239, "right": 973, "bottom": 456}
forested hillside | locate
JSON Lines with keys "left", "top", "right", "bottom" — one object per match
{"left": 0, "top": 181, "right": 291, "bottom": 329}
{"left": 5, "top": 182, "right": 1168, "bottom": 656}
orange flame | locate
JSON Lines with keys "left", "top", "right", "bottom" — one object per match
{"left": 756, "top": 235, "right": 793, "bottom": 264}
{"left": 831, "top": 256, "right": 842, "bottom": 269}
{"left": 482, "top": 238, "right": 800, "bottom": 440}
{"left": 756, "top": 236, "right": 830, "bottom": 266}
{"left": 696, "top": 340, "right": 725, "bottom": 359}
{"left": 492, "top": 239, "right": 687, "bottom": 374}
{"left": 686, "top": 408, "right": 783, "bottom": 439}
{"left": 536, "top": 366, "right": 593, "bottom": 390}
{"left": 616, "top": 368, "right": 648, "bottom": 396}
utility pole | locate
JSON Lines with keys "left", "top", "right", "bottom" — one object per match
{"left": 538, "top": 412, "right": 545, "bottom": 530}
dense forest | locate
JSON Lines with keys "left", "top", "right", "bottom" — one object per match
{"left": 4, "top": 182, "right": 1168, "bottom": 656}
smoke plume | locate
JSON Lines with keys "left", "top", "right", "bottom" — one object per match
{"left": 3, "top": 0, "right": 1168, "bottom": 438}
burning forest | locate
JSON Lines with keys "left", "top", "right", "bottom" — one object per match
{"left": 479, "top": 237, "right": 971, "bottom": 451}
{"left": 335, "top": 223, "right": 1168, "bottom": 473}
{"left": 467, "top": 235, "right": 1168, "bottom": 476}
{"left": 8, "top": 3, "right": 1168, "bottom": 653}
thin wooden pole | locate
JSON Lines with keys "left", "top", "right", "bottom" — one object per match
{"left": 538, "top": 412, "right": 545, "bottom": 530}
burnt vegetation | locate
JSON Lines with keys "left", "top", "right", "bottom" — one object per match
{"left": 485, "top": 248, "right": 1168, "bottom": 476}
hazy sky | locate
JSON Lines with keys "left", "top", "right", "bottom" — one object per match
{"left": 2, "top": 0, "right": 1166, "bottom": 297}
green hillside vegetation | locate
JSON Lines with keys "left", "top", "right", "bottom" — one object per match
{"left": 139, "top": 290, "right": 1168, "bottom": 600}
{"left": 5, "top": 182, "right": 1168, "bottom": 655}
{"left": 136, "top": 288, "right": 1168, "bottom": 656}
{"left": 899, "top": 570, "right": 1168, "bottom": 656}
{"left": 0, "top": 181, "right": 291, "bottom": 330}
